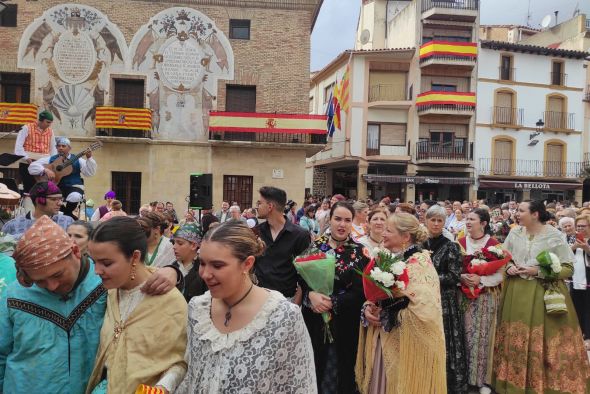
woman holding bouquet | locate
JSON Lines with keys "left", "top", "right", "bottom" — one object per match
{"left": 493, "top": 201, "right": 590, "bottom": 393}
{"left": 356, "top": 213, "right": 446, "bottom": 394}
{"left": 424, "top": 205, "right": 468, "bottom": 393}
{"left": 302, "top": 201, "right": 370, "bottom": 394}
{"left": 458, "top": 208, "right": 501, "bottom": 394}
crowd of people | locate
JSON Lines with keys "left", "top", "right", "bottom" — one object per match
{"left": 0, "top": 181, "right": 590, "bottom": 393}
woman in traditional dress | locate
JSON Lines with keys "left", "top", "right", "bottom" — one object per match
{"left": 86, "top": 217, "right": 187, "bottom": 394}
{"left": 356, "top": 209, "right": 388, "bottom": 252}
{"left": 424, "top": 205, "right": 468, "bottom": 393}
{"left": 356, "top": 212, "right": 446, "bottom": 394}
{"left": 458, "top": 208, "right": 501, "bottom": 394}
{"left": 493, "top": 201, "right": 590, "bottom": 393}
{"left": 302, "top": 201, "right": 370, "bottom": 394}
{"left": 177, "top": 221, "right": 316, "bottom": 393}
{"left": 136, "top": 211, "right": 176, "bottom": 268}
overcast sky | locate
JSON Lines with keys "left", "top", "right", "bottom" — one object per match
{"left": 311, "top": 0, "right": 590, "bottom": 71}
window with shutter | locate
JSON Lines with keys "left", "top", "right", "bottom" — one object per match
{"left": 493, "top": 139, "right": 513, "bottom": 175}
{"left": 545, "top": 143, "right": 564, "bottom": 177}
{"left": 366, "top": 124, "right": 380, "bottom": 156}
{"left": 546, "top": 96, "right": 565, "bottom": 129}
{"left": 0, "top": 73, "right": 31, "bottom": 132}
{"left": 380, "top": 124, "right": 406, "bottom": 146}
{"left": 225, "top": 85, "right": 256, "bottom": 141}
{"left": 111, "top": 79, "right": 146, "bottom": 137}
{"left": 495, "top": 91, "right": 514, "bottom": 124}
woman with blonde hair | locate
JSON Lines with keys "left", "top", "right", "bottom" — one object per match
{"left": 356, "top": 212, "right": 446, "bottom": 394}
{"left": 177, "top": 221, "right": 316, "bottom": 392}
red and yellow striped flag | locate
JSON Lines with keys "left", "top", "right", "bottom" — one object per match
{"left": 419, "top": 41, "right": 477, "bottom": 59}
{"left": 416, "top": 91, "right": 476, "bottom": 106}
{"left": 135, "top": 384, "right": 166, "bottom": 394}
{"left": 95, "top": 106, "right": 152, "bottom": 130}
{"left": 209, "top": 112, "right": 327, "bottom": 134}
{"left": 0, "top": 103, "right": 38, "bottom": 125}
{"left": 339, "top": 61, "right": 350, "bottom": 113}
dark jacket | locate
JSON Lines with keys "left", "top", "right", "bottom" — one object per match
{"left": 173, "top": 258, "right": 207, "bottom": 302}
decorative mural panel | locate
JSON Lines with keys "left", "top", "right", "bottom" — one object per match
{"left": 17, "top": 4, "right": 128, "bottom": 135}
{"left": 128, "top": 7, "right": 234, "bottom": 141}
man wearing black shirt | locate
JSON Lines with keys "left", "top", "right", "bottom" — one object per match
{"left": 255, "top": 186, "right": 311, "bottom": 299}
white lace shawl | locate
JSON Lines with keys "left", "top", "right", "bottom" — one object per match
{"left": 175, "top": 290, "right": 317, "bottom": 394}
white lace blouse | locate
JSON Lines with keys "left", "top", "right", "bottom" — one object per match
{"left": 176, "top": 290, "right": 317, "bottom": 394}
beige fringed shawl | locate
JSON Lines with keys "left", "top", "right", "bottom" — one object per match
{"left": 356, "top": 251, "right": 447, "bottom": 394}
{"left": 86, "top": 287, "right": 188, "bottom": 394}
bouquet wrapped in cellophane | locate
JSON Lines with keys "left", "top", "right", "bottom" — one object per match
{"left": 355, "top": 248, "right": 409, "bottom": 303}
{"left": 461, "top": 245, "right": 512, "bottom": 299}
{"left": 294, "top": 246, "right": 336, "bottom": 343}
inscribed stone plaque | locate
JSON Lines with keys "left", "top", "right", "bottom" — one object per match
{"left": 159, "top": 39, "right": 203, "bottom": 91}
{"left": 53, "top": 31, "right": 97, "bottom": 84}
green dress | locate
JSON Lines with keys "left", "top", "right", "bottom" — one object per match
{"left": 0, "top": 252, "right": 16, "bottom": 297}
{"left": 493, "top": 225, "right": 590, "bottom": 393}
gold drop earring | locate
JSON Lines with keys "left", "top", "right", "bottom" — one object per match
{"left": 130, "top": 262, "right": 137, "bottom": 281}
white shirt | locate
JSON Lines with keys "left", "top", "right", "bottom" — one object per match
{"left": 28, "top": 154, "right": 97, "bottom": 179}
{"left": 14, "top": 124, "right": 57, "bottom": 160}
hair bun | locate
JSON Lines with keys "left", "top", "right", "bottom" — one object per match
{"left": 414, "top": 226, "right": 429, "bottom": 244}
{"left": 255, "top": 237, "right": 266, "bottom": 257}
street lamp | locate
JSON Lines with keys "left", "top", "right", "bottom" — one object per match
{"left": 529, "top": 118, "right": 544, "bottom": 140}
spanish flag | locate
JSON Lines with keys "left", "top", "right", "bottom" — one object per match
{"left": 209, "top": 112, "right": 327, "bottom": 134}
{"left": 416, "top": 91, "right": 476, "bottom": 107}
{"left": 95, "top": 106, "right": 152, "bottom": 131}
{"left": 0, "top": 103, "right": 38, "bottom": 125}
{"left": 419, "top": 41, "right": 477, "bottom": 59}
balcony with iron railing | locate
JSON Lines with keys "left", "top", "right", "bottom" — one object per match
{"left": 368, "top": 84, "right": 407, "bottom": 103}
{"left": 209, "top": 131, "right": 327, "bottom": 145}
{"left": 583, "top": 85, "right": 590, "bottom": 102}
{"left": 416, "top": 140, "right": 471, "bottom": 163}
{"left": 542, "top": 111, "right": 575, "bottom": 131}
{"left": 550, "top": 72, "right": 567, "bottom": 86}
{"left": 419, "top": 40, "right": 477, "bottom": 69}
{"left": 478, "top": 158, "right": 584, "bottom": 178}
{"left": 491, "top": 106, "right": 524, "bottom": 127}
{"left": 421, "top": 0, "right": 479, "bottom": 21}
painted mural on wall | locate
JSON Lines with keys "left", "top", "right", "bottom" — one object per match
{"left": 17, "top": 4, "right": 128, "bottom": 136}
{"left": 128, "top": 7, "right": 234, "bottom": 141}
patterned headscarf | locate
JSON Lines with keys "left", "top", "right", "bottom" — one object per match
{"left": 29, "top": 181, "right": 62, "bottom": 202}
{"left": 13, "top": 216, "right": 73, "bottom": 270}
{"left": 173, "top": 222, "right": 202, "bottom": 244}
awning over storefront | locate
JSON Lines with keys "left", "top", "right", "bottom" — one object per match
{"left": 363, "top": 174, "right": 474, "bottom": 185}
{"left": 478, "top": 179, "right": 583, "bottom": 191}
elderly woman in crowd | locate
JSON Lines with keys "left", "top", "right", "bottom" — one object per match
{"left": 423, "top": 205, "right": 467, "bottom": 393}
{"left": 356, "top": 209, "right": 388, "bottom": 251}
{"left": 357, "top": 213, "right": 446, "bottom": 393}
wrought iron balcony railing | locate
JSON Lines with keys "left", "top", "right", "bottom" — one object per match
{"left": 479, "top": 158, "right": 583, "bottom": 178}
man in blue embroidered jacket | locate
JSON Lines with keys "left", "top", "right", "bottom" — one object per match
{"left": 0, "top": 216, "right": 181, "bottom": 394}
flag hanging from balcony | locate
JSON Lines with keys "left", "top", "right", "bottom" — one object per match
{"left": 95, "top": 107, "right": 152, "bottom": 130}
{"left": 209, "top": 112, "right": 327, "bottom": 134}
{"left": 339, "top": 59, "right": 351, "bottom": 113}
{"left": 326, "top": 91, "right": 336, "bottom": 137}
{"left": 416, "top": 91, "right": 476, "bottom": 107}
{"left": 419, "top": 41, "right": 477, "bottom": 59}
{"left": 332, "top": 82, "right": 342, "bottom": 130}
{"left": 0, "top": 103, "right": 38, "bottom": 125}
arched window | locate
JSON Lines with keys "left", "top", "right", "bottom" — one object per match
{"left": 544, "top": 140, "right": 566, "bottom": 177}
{"left": 492, "top": 136, "right": 515, "bottom": 175}
{"left": 494, "top": 89, "right": 516, "bottom": 125}
{"left": 545, "top": 94, "right": 567, "bottom": 129}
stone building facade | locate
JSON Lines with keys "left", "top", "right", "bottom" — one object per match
{"left": 0, "top": 0, "right": 322, "bottom": 213}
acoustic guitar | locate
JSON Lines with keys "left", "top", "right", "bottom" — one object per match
{"left": 36, "top": 141, "right": 103, "bottom": 184}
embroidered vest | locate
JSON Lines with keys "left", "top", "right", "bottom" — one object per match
{"left": 49, "top": 154, "right": 83, "bottom": 187}
{"left": 22, "top": 122, "right": 52, "bottom": 154}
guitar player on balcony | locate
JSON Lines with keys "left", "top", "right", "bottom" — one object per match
{"left": 28, "top": 137, "right": 97, "bottom": 219}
